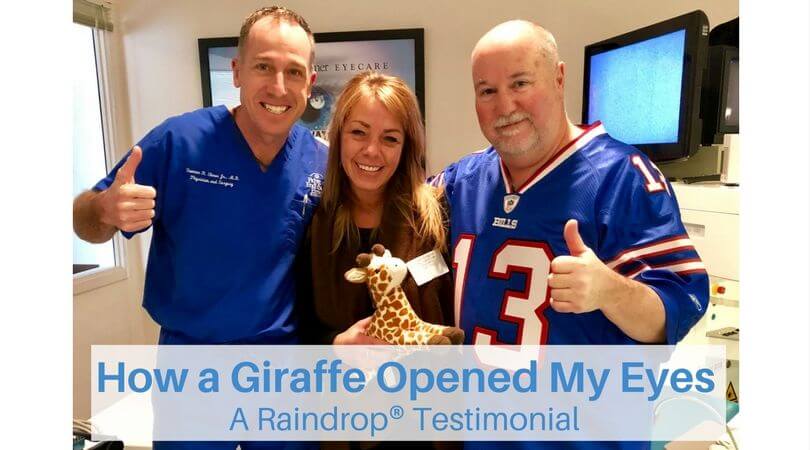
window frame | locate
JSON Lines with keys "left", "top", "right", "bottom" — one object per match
{"left": 73, "top": 24, "right": 130, "bottom": 295}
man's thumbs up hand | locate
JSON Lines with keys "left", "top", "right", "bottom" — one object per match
{"left": 548, "top": 219, "right": 621, "bottom": 314}
{"left": 113, "top": 145, "right": 143, "bottom": 186}
{"left": 96, "top": 146, "right": 157, "bottom": 233}
{"left": 563, "top": 219, "right": 589, "bottom": 256}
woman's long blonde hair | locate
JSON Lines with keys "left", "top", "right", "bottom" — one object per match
{"left": 321, "top": 72, "right": 446, "bottom": 253}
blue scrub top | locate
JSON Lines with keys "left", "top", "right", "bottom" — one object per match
{"left": 94, "top": 106, "right": 327, "bottom": 343}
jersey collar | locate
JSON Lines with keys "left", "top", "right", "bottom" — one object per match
{"left": 499, "top": 121, "right": 606, "bottom": 194}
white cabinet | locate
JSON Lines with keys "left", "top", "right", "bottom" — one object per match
{"left": 672, "top": 183, "right": 740, "bottom": 363}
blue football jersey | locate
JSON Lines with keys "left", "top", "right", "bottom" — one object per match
{"left": 432, "top": 122, "right": 709, "bottom": 347}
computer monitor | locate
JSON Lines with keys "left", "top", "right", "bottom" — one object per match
{"left": 582, "top": 10, "right": 709, "bottom": 162}
{"left": 701, "top": 46, "right": 739, "bottom": 144}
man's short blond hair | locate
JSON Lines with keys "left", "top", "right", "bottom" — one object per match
{"left": 237, "top": 6, "right": 316, "bottom": 70}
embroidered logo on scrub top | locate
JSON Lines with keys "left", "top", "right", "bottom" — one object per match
{"left": 306, "top": 173, "right": 323, "bottom": 198}
{"left": 185, "top": 168, "right": 240, "bottom": 189}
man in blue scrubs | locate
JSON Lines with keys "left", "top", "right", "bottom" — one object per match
{"left": 73, "top": 6, "right": 326, "bottom": 449}
{"left": 72, "top": 7, "right": 326, "bottom": 357}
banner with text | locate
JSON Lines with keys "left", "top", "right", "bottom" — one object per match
{"left": 91, "top": 345, "right": 726, "bottom": 442}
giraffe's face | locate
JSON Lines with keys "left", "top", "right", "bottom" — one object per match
{"left": 345, "top": 249, "right": 408, "bottom": 296}
{"left": 366, "top": 250, "right": 408, "bottom": 294}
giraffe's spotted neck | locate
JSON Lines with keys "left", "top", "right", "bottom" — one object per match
{"left": 367, "top": 265, "right": 404, "bottom": 306}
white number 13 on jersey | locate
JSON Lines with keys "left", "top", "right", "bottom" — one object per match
{"left": 453, "top": 237, "right": 552, "bottom": 345}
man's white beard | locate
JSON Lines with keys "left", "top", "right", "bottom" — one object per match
{"left": 491, "top": 111, "right": 540, "bottom": 156}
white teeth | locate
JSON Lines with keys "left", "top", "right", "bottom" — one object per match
{"left": 357, "top": 163, "right": 382, "bottom": 172}
{"left": 262, "top": 103, "right": 289, "bottom": 114}
{"left": 498, "top": 122, "right": 524, "bottom": 136}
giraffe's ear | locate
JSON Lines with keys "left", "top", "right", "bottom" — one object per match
{"left": 356, "top": 253, "right": 372, "bottom": 267}
{"left": 344, "top": 268, "right": 368, "bottom": 284}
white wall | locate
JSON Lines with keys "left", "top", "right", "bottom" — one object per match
{"left": 113, "top": 0, "right": 738, "bottom": 173}
{"left": 73, "top": 262, "right": 159, "bottom": 418}
{"left": 73, "top": 0, "right": 739, "bottom": 419}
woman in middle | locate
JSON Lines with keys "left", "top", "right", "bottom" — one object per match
{"left": 298, "top": 71, "right": 455, "bottom": 346}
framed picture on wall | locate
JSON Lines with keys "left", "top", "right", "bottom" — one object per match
{"left": 199, "top": 28, "right": 425, "bottom": 140}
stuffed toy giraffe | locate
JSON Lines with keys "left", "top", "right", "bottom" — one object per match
{"left": 345, "top": 244, "right": 465, "bottom": 345}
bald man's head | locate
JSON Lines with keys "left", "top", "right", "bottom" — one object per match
{"left": 472, "top": 20, "right": 559, "bottom": 72}
{"left": 470, "top": 20, "right": 572, "bottom": 163}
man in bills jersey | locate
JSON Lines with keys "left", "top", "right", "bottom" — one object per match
{"left": 433, "top": 19, "right": 708, "bottom": 347}
{"left": 430, "top": 18, "right": 708, "bottom": 450}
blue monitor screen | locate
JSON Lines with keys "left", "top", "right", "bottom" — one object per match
{"left": 587, "top": 29, "right": 686, "bottom": 145}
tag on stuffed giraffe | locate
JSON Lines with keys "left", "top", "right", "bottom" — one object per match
{"left": 406, "top": 249, "right": 449, "bottom": 286}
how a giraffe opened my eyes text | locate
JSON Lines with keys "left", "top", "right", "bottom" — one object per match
{"left": 96, "top": 358, "right": 715, "bottom": 402}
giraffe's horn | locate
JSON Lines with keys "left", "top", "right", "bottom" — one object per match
{"left": 356, "top": 253, "right": 372, "bottom": 267}
{"left": 371, "top": 244, "right": 385, "bottom": 256}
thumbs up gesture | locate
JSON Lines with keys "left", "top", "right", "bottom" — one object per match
{"left": 96, "top": 146, "right": 157, "bottom": 232}
{"left": 548, "top": 219, "right": 622, "bottom": 314}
